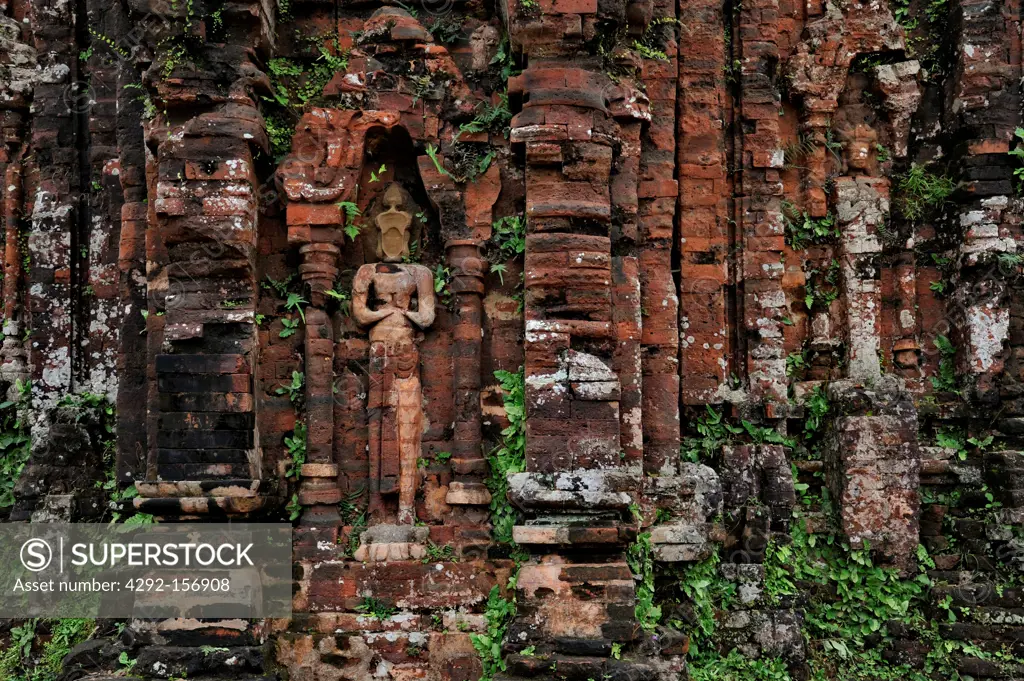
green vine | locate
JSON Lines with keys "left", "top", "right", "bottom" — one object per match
{"left": 0, "top": 380, "right": 31, "bottom": 510}
{"left": 796, "top": 384, "right": 831, "bottom": 458}
{"left": 284, "top": 421, "right": 307, "bottom": 479}
{"left": 804, "top": 259, "right": 841, "bottom": 311}
{"left": 262, "top": 33, "right": 350, "bottom": 159}
{"left": 458, "top": 94, "right": 514, "bottom": 140}
{"left": 929, "top": 335, "right": 960, "bottom": 395}
{"left": 0, "top": 618, "right": 95, "bottom": 681}
{"left": 681, "top": 405, "right": 795, "bottom": 463}
{"left": 626, "top": 527, "right": 661, "bottom": 631}
{"left": 471, "top": 571, "right": 519, "bottom": 681}
{"left": 1009, "top": 127, "right": 1024, "bottom": 192}
{"left": 489, "top": 216, "right": 526, "bottom": 310}
{"left": 487, "top": 369, "right": 526, "bottom": 547}
{"left": 675, "top": 552, "right": 734, "bottom": 655}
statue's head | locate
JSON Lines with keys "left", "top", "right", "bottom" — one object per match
{"left": 375, "top": 183, "right": 413, "bottom": 262}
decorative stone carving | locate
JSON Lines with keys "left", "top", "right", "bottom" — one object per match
{"left": 469, "top": 24, "right": 500, "bottom": 72}
{"left": 352, "top": 524, "right": 430, "bottom": 562}
{"left": 352, "top": 184, "right": 436, "bottom": 524}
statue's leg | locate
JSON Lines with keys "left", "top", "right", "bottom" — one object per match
{"left": 395, "top": 368, "right": 421, "bottom": 525}
{"left": 367, "top": 342, "right": 385, "bottom": 519}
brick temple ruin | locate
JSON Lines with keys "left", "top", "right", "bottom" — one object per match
{"left": 0, "top": 0, "right": 1023, "bottom": 674}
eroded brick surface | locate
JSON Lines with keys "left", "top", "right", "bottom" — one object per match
{"left": 2, "top": 0, "right": 1024, "bottom": 674}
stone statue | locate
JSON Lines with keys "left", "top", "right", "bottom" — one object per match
{"left": 469, "top": 24, "right": 500, "bottom": 72}
{"left": 352, "top": 183, "right": 436, "bottom": 524}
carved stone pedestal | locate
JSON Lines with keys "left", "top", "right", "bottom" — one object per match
{"left": 352, "top": 524, "right": 430, "bottom": 562}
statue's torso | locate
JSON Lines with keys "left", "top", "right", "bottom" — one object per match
{"left": 373, "top": 269, "right": 416, "bottom": 310}
{"left": 360, "top": 263, "right": 427, "bottom": 342}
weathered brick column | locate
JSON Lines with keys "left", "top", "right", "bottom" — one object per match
{"left": 0, "top": 13, "right": 33, "bottom": 399}
{"left": 780, "top": 0, "right": 925, "bottom": 570}
{"left": 677, "top": 0, "right": 731, "bottom": 408}
{"left": 499, "top": 0, "right": 664, "bottom": 672}
{"left": 445, "top": 239, "right": 492, "bottom": 506}
{"left": 25, "top": 0, "right": 79, "bottom": 429}
{"left": 636, "top": 1, "right": 680, "bottom": 476}
{"left": 283, "top": 189, "right": 345, "bottom": 525}
{"left": 113, "top": 3, "right": 151, "bottom": 485}
{"left": 946, "top": 0, "right": 1021, "bottom": 405}
{"left": 835, "top": 177, "right": 887, "bottom": 383}
{"left": 301, "top": 307, "right": 341, "bottom": 524}
{"left": 138, "top": 111, "right": 268, "bottom": 516}
{"left": 736, "top": 0, "right": 787, "bottom": 406}
{"left": 423, "top": 160, "right": 500, "bottom": 508}
{"left": 824, "top": 379, "right": 920, "bottom": 569}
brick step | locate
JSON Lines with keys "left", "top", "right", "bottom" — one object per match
{"left": 930, "top": 581, "right": 1024, "bottom": 608}
{"left": 158, "top": 412, "right": 255, "bottom": 430}
{"left": 158, "top": 373, "right": 252, "bottom": 393}
{"left": 134, "top": 645, "right": 265, "bottom": 679}
{"left": 155, "top": 463, "right": 253, "bottom": 480}
{"left": 133, "top": 619, "right": 266, "bottom": 647}
{"left": 156, "top": 354, "right": 249, "bottom": 374}
{"left": 133, "top": 494, "right": 266, "bottom": 516}
{"left": 296, "top": 559, "right": 513, "bottom": 611}
{"left": 501, "top": 654, "right": 658, "bottom": 681}
{"left": 157, "top": 448, "right": 251, "bottom": 464}
{"left": 134, "top": 479, "right": 266, "bottom": 517}
{"left": 159, "top": 392, "right": 254, "bottom": 413}
{"left": 958, "top": 656, "right": 1024, "bottom": 679}
{"left": 156, "top": 428, "right": 255, "bottom": 449}
{"left": 136, "top": 479, "right": 260, "bottom": 498}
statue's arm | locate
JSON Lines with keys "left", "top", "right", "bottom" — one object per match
{"left": 405, "top": 265, "right": 436, "bottom": 329}
{"left": 351, "top": 265, "right": 393, "bottom": 326}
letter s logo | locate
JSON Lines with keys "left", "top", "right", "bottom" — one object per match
{"left": 20, "top": 539, "right": 52, "bottom": 572}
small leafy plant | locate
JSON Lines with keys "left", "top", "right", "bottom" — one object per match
{"left": 471, "top": 574, "right": 519, "bottom": 681}
{"left": 286, "top": 493, "right": 302, "bottom": 521}
{"left": 276, "top": 371, "right": 305, "bottom": 403}
{"left": 337, "top": 201, "right": 364, "bottom": 241}
{"left": 284, "top": 422, "right": 307, "bottom": 479}
{"left": 262, "top": 274, "right": 295, "bottom": 298}
{"left": 929, "top": 335, "right": 959, "bottom": 394}
{"left": 626, "top": 530, "right": 661, "bottom": 630}
{"left": 458, "top": 94, "right": 513, "bottom": 139}
{"left": 423, "top": 541, "right": 456, "bottom": 563}
{"left": 1008, "top": 127, "right": 1024, "bottom": 190}
{"left": 491, "top": 216, "right": 526, "bottom": 262}
{"left": 681, "top": 405, "right": 742, "bottom": 462}
{"left": 786, "top": 350, "right": 809, "bottom": 378}
{"left": 434, "top": 265, "right": 453, "bottom": 306}
{"left": 782, "top": 201, "right": 838, "bottom": 250}
{"left": 487, "top": 369, "right": 526, "bottom": 545}
{"left": 280, "top": 317, "right": 301, "bottom": 338}
{"left": 803, "top": 384, "right": 831, "bottom": 443}
{"left": 490, "top": 215, "right": 526, "bottom": 288}
{"left": 0, "top": 379, "right": 31, "bottom": 509}
{"left": 895, "top": 163, "right": 955, "bottom": 221}
{"left": 804, "top": 259, "right": 841, "bottom": 311}
{"left": 356, "top": 596, "right": 397, "bottom": 620}
{"left": 284, "top": 292, "right": 308, "bottom": 323}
